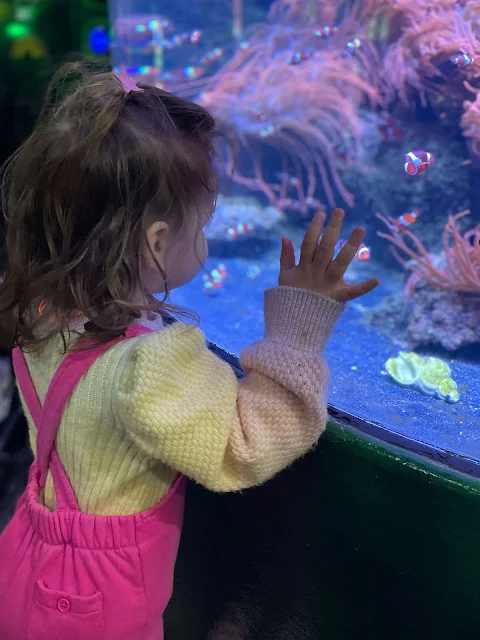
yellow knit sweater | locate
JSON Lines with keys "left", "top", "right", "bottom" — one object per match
{"left": 19, "top": 287, "right": 343, "bottom": 515}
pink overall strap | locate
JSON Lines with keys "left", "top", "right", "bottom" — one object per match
{"left": 12, "top": 348, "right": 42, "bottom": 428}
{"left": 12, "top": 347, "right": 78, "bottom": 509}
{"left": 15, "top": 324, "right": 153, "bottom": 510}
{"left": 38, "top": 324, "right": 153, "bottom": 488}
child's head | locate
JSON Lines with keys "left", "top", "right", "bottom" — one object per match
{"left": 0, "top": 62, "right": 218, "bottom": 349}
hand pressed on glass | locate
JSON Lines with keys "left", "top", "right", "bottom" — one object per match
{"left": 279, "top": 208, "right": 380, "bottom": 302}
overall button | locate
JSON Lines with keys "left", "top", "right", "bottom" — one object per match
{"left": 57, "top": 598, "right": 71, "bottom": 613}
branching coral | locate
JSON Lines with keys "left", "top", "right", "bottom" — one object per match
{"left": 376, "top": 210, "right": 480, "bottom": 297}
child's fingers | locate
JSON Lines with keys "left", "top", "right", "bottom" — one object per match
{"left": 330, "top": 227, "right": 365, "bottom": 275}
{"left": 339, "top": 277, "right": 380, "bottom": 301}
{"left": 280, "top": 236, "right": 296, "bottom": 270}
{"left": 299, "top": 211, "right": 325, "bottom": 265}
{"left": 314, "top": 208, "right": 344, "bottom": 267}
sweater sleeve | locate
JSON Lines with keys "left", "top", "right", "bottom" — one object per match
{"left": 112, "top": 287, "right": 343, "bottom": 492}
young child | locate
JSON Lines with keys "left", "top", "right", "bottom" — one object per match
{"left": 0, "top": 63, "right": 378, "bottom": 639}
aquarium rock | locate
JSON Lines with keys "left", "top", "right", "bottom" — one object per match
{"left": 346, "top": 135, "right": 470, "bottom": 256}
{"left": 385, "top": 351, "right": 460, "bottom": 403}
{"left": 364, "top": 280, "right": 480, "bottom": 352}
{"left": 206, "top": 195, "right": 285, "bottom": 241}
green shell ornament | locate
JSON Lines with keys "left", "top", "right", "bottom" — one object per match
{"left": 384, "top": 351, "right": 461, "bottom": 404}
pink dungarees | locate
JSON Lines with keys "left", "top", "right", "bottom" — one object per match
{"left": 0, "top": 325, "right": 186, "bottom": 639}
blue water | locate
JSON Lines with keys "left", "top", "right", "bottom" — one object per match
{"left": 112, "top": 0, "right": 480, "bottom": 464}
{"left": 171, "top": 224, "right": 480, "bottom": 463}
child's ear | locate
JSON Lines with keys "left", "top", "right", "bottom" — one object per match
{"left": 143, "top": 221, "right": 169, "bottom": 269}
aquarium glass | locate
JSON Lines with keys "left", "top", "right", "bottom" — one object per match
{"left": 109, "top": 0, "right": 480, "bottom": 465}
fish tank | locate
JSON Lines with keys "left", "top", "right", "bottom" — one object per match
{"left": 108, "top": 0, "right": 480, "bottom": 474}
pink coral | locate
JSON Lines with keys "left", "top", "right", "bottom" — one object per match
{"left": 156, "top": 0, "right": 480, "bottom": 209}
{"left": 173, "top": 0, "right": 386, "bottom": 210}
{"left": 462, "top": 82, "right": 480, "bottom": 156}
{"left": 376, "top": 210, "right": 480, "bottom": 296}
{"left": 177, "top": 0, "right": 384, "bottom": 210}
{"left": 381, "top": 0, "right": 480, "bottom": 106}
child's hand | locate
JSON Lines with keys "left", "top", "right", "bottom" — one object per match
{"left": 279, "top": 208, "right": 380, "bottom": 302}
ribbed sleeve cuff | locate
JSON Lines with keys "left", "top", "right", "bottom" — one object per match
{"left": 263, "top": 286, "right": 344, "bottom": 352}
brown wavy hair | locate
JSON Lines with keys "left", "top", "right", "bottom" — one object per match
{"left": 0, "top": 61, "right": 218, "bottom": 351}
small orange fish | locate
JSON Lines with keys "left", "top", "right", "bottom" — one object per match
{"left": 315, "top": 26, "right": 338, "bottom": 38}
{"left": 288, "top": 51, "right": 312, "bottom": 65}
{"left": 357, "top": 245, "right": 371, "bottom": 261}
{"left": 342, "top": 37, "right": 361, "bottom": 58}
{"left": 339, "top": 241, "right": 371, "bottom": 261}
{"left": 404, "top": 150, "right": 434, "bottom": 177}
{"left": 169, "top": 32, "right": 190, "bottom": 47}
{"left": 226, "top": 223, "right": 255, "bottom": 240}
{"left": 388, "top": 208, "right": 421, "bottom": 233}
{"left": 450, "top": 52, "right": 474, "bottom": 68}
{"left": 199, "top": 47, "right": 224, "bottom": 65}
{"left": 183, "top": 66, "right": 204, "bottom": 79}
{"left": 190, "top": 30, "right": 202, "bottom": 44}
{"left": 203, "top": 264, "right": 227, "bottom": 292}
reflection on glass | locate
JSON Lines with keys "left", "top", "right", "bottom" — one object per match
{"left": 109, "top": 0, "right": 480, "bottom": 462}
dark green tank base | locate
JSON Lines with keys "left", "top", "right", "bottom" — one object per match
{"left": 165, "top": 420, "right": 480, "bottom": 640}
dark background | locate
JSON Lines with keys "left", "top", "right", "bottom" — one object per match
{"left": 0, "top": 0, "right": 273, "bottom": 270}
{"left": 0, "top": 0, "right": 110, "bottom": 270}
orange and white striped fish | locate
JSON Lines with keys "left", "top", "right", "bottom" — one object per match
{"left": 388, "top": 208, "right": 421, "bottom": 233}
{"left": 404, "top": 150, "right": 434, "bottom": 177}
{"left": 203, "top": 264, "right": 227, "bottom": 292}
{"left": 339, "top": 241, "right": 371, "bottom": 261}
{"left": 226, "top": 223, "right": 255, "bottom": 240}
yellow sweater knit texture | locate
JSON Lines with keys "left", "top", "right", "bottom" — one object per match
{"left": 19, "top": 287, "right": 343, "bottom": 515}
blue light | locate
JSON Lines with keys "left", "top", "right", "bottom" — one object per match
{"left": 88, "top": 25, "right": 109, "bottom": 55}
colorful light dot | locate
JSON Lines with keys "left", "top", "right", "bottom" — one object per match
{"left": 88, "top": 25, "right": 109, "bottom": 55}
{"left": 5, "top": 21, "right": 30, "bottom": 39}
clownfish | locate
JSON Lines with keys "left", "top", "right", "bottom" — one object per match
{"left": 339, "top": 241, "right": 371, "bottom": 261}
{"left": 226, "top": 223, "right": 255, "bottom": 240}
{"left": 388, "top": 208, "right": 421, "bottom": 233}
{"left": 199, "top": 47, "right": 224, "bottom": 65}
{"left": 183, "top": 66, "right": 204, "bottom": 79}
{"left": 450, "top": 52, "right": 474, "bottom": 68}
{"left": 190, "top": 30, "right": 202, "bottom": 44}
{"left": 315, "top": 26, "right": 338, "bottom": 39}
{"left": 288, "top": 50, "right": 312, "bottom": 65}
{"left": 404, "top": 150, "right": 434, "bottom": 177}
{"left": 169, "top": 32, "right": 190, "bottom": 47}
{"left": 342, "top": 37, "right": 361, "bottom": 58}
{"left": 203, "top": 264, "right": 227, "bottom": 292}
